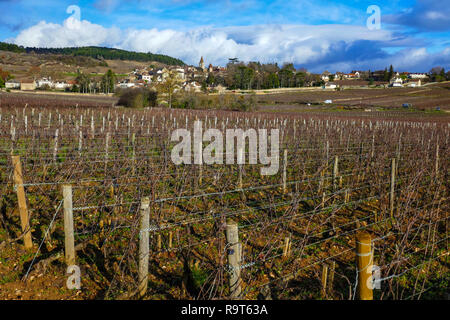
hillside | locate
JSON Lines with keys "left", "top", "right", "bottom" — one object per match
{"left": 0, "top": 42, "right": 185, "bottom": 66}
{"left": 0, "top": 47, "right": 180, "bottom": 82}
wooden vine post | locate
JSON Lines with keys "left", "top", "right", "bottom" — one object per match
{"left": 356, "top": 232, "right": 373, "bottom": 300}
{"left": 283, "top": 149, "right": 287, "bottom": 193}
{"left": 389, "top": 158, "right": 396, "bottom": 220}
{"left": 12, "top": 155, "right": 33, "bottom": 249}
{"left": 139, "top": 197, "right": 150, "bottom": 297}
{"left": 237, "top": 146, "right": 243, "bottom": 190}
{"left": 283, "top": 236, "right": 291, "bottom": 257}
{"left": 63, "top": 184, "right": 75, "bottom": 265}
{"left": 435, "top": 142, "right": 439, "bottom": 178}
{"left": 225, "top": 219, "right": 242, "bottom": 298}
{"left": 328, "top": 261, "right": 336, "bottom": 295}
{"left": 321, "top": 264, "right": 328, "bottom": 298}
{"left": 131, "top": 133, "right": 136, "bottom": 176}
{"left": 168, "top": 231, "right": 173, "bottom": 249}
{"left": 333, "top": 155, "right": 339, "bottom": 191}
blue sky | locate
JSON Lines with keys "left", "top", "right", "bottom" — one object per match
{"left": 1, "top": 0, "right": 449, "bottom": 72}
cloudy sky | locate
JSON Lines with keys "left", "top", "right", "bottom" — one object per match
{"left": 1, "top": 0, "right": 449, "bottom": 72}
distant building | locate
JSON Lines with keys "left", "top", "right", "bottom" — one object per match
{"left": 335, "top": 72, "right": 345, "bottom": 80}
{"left": 344, "top": 71, "right": 360, "bottom": 79}
{"left": 171, "top": 67, "right": 186, "bottom": 80}
{"left": 5, "top": 80, "right": 20, "bottom": 89}
{"left": 117, "top": 80, "right": 135, "bottom": 89}
{"left": 390, "top": 73, "right": 403, "bottom": 87}
{"left": 141, "top": 74, "right": 152, "bottom": 82}
{"left": 20, "top": 80, "right": 36, "bottom": 91}
{"left": 199, "top": 56, "right": 206, "bottom": 72}
{"left": 53, "top": 81, "right": 70, "bottom": 90}
{"left": 407, "top": 79, "right": 422, "bottom": 87}
{"left": 184, "top": 81, "right": 202, "bottom": 92}
{"left": 321, "top": 71, "right": 330, "bottom": 82}
{"left": 371, "top": 70, "right": 386, "bottom": 81}
{"left": 36, "top": 77, "right": 54, "bottom": 88}
{"left": 351, "top": 71, "right": 361, "bottom": 79}
{"left": 409, "top": 73, "right": 428, "bottom": 79}
{"left": 325, "top": 82, "right": 337, "bottom": 89}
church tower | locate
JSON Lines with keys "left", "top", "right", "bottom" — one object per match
{"left": 199, "top": 56, "right": 205, "bottom": 71}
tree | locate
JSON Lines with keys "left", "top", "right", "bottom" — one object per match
{"left": 206, "top": 72, "right": 216, "bottom": 86}
{"left": 234, "top": 65, "right": 254, "bottom": 90}
{"left": 75, "top": 70, "right": 91, "bottom": 94}
{"left": 279, "top": 63, "right": 295, "bottom": 87}
{"left": 439, "top": 68, "right": 445, "bottom": 82}
{"left": 295, "top": 72, "right": 306, "bottom": 87}
{"left": 388, "top": 65, "right": 394, "bottom": 80}
{"left": 157, "top": 70, "right": 182, "bottom": 108}
{"left": 383, "top": 68, "right": 389, "bottom": 82}
{"left": 118, "top": 88, "right": 157, "bottom": 108}
{"left": 0, "top": 67, "right": 11, "bottom": 88}
{"left": 430, "top": 67, "right": 445, "bottom": 82}
{"left": 266, "top": 73, "right": 279, "bottom": 89}
{"left": 100, "top": 69, "right": 116, "bottom": 94}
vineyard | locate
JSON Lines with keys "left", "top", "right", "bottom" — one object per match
{"left": 0, "top": 98, "right": 448, "bottom": 300}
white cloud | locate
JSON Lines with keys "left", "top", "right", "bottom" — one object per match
{"left": 9, "top": 17, "right": 450, "bottom": 72}
{"left": 12, "top": 18, "right": 122, "bottom": 48}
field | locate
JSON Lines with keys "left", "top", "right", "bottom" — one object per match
{"left": 0, "top": 91, "right": 448, "bottom": 300}
{"left": 257, "top": 82, "right": 450, "bottom": 112}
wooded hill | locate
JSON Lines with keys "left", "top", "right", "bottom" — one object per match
{"left": 0, "top": 42, "right": 185, "bottom": 66}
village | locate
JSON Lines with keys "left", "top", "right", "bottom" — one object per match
{"left": 1, "top": 55, "right": 433, "bottom": 94}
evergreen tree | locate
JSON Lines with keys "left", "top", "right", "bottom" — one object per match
{"left": 388, "top": 65, "right": 394, "bottom": 80}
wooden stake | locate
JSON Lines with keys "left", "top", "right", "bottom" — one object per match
{"left": 131, "top": 133, "right": 136, "bottom": 176}
{"left": 63, "top": 185, "right": 75, "bottom": 265}
{"left": 321, "top": 264, "right": 328, "bottom": 298}
{"left": 356, "top": 232, "right": 373, "bottom": 300}
{"left": 53, "top": 129, "right": 59, "bottom": 162}
{"left": 237, "top": 146, "right": 243, "bottom": 190}
{"left": 139, "top": 197, "right": 150, "bottom": 298}
{"left": 105, "top": 132, "right": 110, "bottom": 169}
{"left": 78, "top": 130, "right": 82, "bottom": 155}
{"left": 435, "top": 142, "right": 439, "bottom": 178}
{"left": 225, "top": 219, "right": 241, "bottom": 298}
{"left": 333, "top": 156, "right": 339, "bottom": 191}
{"left": 283, "top": 149, "right": 287, "bottom": 193}
{"left": 283, "top": 236, "right": 290, "bottom": 257}
{"left": 157, "top": 234, "right": 162, "bottom": 250}
{"left": 390, "top": 158, "right": 396, "bottom": 220}
{"left": 168, "top": 231, "right": 173, "bottom": 249}
{"left": 12, "top": 156, "right": 32, "bottom": 249}
{"left": 328, "top": 261, "right": 336, "bottom": 295}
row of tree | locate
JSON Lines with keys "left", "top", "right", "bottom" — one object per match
{"left": 73, "top": 69, "right": 116, "bottom": 94}
{"left": 203, "top": 62, "right": 325, "bottom": 90}
{"left": 206, "top": 63, "right": 450, "bottom": 90}
{"left": 429, "top": 67, "right": 449, "bottom": 82}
